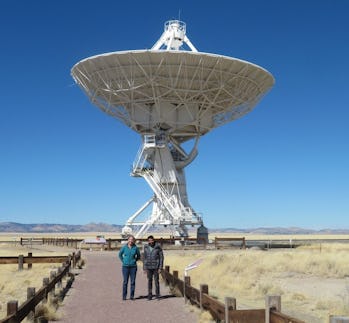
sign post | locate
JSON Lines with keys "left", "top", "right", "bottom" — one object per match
{"left": 184, "top": 259, "right": 203, "bottom": 303}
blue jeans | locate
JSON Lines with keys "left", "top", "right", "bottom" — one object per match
{"left": 122, "top": 266, "right": 137, "bottom": 299}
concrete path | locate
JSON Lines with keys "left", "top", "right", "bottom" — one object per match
{"left": 58, "top": 251, "right": 198, "bottom": 323}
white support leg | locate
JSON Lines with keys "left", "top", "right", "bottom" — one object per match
{"left": 121, "top": 196, "right": 155, "bottom": 237}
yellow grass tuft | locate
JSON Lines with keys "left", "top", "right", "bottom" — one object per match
{"left": 34, "top": 300, "right": 62, "bottom": 321}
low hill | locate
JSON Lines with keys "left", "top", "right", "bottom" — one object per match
{"left": 0, "top": 222, "right": 348, "bottom": 234}
{"left": 0, "top": 222, "right": 123, "bottom": 233}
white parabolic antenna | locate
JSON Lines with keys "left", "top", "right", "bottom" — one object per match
{"left": 71, "top": 20, "right": 274, "bottom": 238}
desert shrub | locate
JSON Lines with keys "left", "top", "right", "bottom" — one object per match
{"left": 35, "top": 300, "right": 61, "bottom": 321}
{"left": 257, "top": 282, "right": 283, "bottom": 296}
{"left": 292, "top": 293, "right": 306, "bottom": 301}
{"left": 76, "top": 258, "right": 86, "bottom": 269}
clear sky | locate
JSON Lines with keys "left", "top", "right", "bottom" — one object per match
{"left": 1, "top": 1, "right": 348, "bottom": 229}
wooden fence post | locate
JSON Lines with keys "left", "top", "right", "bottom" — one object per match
{"left": 225, "top": 297, "right": 236, "bottom": 323}
{"left": 67, "top": 254, "right": 72, "bottom": 267}
{"left": 7, "top": 300, "right": 18, "bottom": 317}
{"left": 18, "top": 254, "right": 24, "bottom": 271}
{"left": 265, "top": 295, "right": 281, "bottom": 323}
{"left": 72, "top": 252, "right": 76, "bottom": 268}
{"left": 108, "top": 239, "right": 111, "bottom": 250}
{"left": 27, "top": 287, "right": 36, "bottom": 321}
{"left": 43, "top": 277, "right": 49, "bottom": 303}
{"left": 28, "top": 252, "right": 33, "bottom": 270}
{"left": 173, "top": 270, "right": 178, "bottom": 285}
{"left": 165, "top": 265, "right": 170, "bottom": 272}
{"left": 330, "top": 317, "right": 349, "bottom": 323}
{"left": 65, "top": 261, "right": 71, "bottom": 276}
{"left": 184, "top": 276, "right": 191, "bottom": 303}
{"left": 50, "top": 271, "right": 56, "bottom": 298}
{"left": 242, "top": 237, "right": 246, "bottom": 249}
{"left": 200, "top": 284, "right": 209, "bottom": 310}
{"left": 57, "top": 267, "right": 63, "bottom": 288}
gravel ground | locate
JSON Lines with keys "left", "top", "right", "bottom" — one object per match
{"left": 57, "top": 251, "right": 198, "bottom": 323}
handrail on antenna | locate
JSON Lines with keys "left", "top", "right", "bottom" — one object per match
{"left": 164, "top": 20, "right": 186, "bottom": 34}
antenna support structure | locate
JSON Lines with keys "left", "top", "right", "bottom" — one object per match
{"left": 71, "top": 20, "right": 274, "bottom": 239}
{"left": 123, "top": 21, "right": 201, "bottom": 238}
{"left": 123, "top": 131, "right": 202, "bottom": 238}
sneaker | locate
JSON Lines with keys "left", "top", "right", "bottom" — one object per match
{"left": 122, "top": 297, "right": 126, "bottom": 301}
{"left": 147, "top": 294, "right": 152, "bottom": 300}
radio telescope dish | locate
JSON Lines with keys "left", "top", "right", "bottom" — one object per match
{"left": 71, "top": 20, "right": 274, "bottom": 238}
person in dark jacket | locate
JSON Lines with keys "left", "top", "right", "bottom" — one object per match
{"left": 143, "top": 235, "right": 164, "bottom": 300}
{"left": 118, "top": 235, "right": 141, "bottom": 300}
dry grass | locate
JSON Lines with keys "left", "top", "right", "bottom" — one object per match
{"left": 164, "top": 244, "right": 349, "bottom": 323}
{"left": 208, "top": 232, "right": 349, "bottom": 240}
{"left": 0, "top": 244, "right": 70, "bottom": 320}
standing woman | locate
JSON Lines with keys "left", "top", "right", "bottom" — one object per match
{"left": 118, "top": 235, "right": 141, "bottom": 300}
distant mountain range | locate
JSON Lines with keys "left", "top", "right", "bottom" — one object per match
{"left": 209, "top": 227, "right": 349, "bottom": 235}
{"left": 0, "top": 222, "right": 348, "bottom": 234}
{"left": 0, "top": 222, "right": 123, "bottom": 233}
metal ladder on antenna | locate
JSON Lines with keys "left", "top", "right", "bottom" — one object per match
{"left": 142, "top": 170, "right": 183, "bottom": 221}
{"left": 131, "top": 136, "right": 180, "bottom": 219}
{"left": 134, "top": 171, "right": 201, "bottom": 238}
{"left": 131, "top": 146, "right": 147, "bottom": 176}
{"left": 132, "top": 170, "right": 181, "bottom": 239}
{"left": 134, "top": 170, "right": 186, "bottom": 239}
{"left": 131, "top": 135, "right": 157, "bottom": 176}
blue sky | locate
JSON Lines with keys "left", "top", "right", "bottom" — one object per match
{"left": 1, "top": 1, "right": 348, "bottom": 229}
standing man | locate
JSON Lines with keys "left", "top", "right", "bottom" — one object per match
{"left": 143, "top": 235, "right": 164, "bottom": 300}
{"left": 118, "top": 235, "right": 141, "bottom": 300}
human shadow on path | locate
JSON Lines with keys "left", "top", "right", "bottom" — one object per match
{"left": 134, "top": 294, "right": 176, "bottom": 300}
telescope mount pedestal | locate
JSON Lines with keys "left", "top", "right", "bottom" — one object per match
{"left": 121, "top": 132, "right": 203, "bottom": 239}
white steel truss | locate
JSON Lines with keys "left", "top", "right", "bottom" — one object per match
{"left": 122, "top": 133, "right": 202, "bottom": 238}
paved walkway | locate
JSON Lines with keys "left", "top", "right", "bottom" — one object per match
{"left": 58, "top": 251, "right": 198, "bottom": 323}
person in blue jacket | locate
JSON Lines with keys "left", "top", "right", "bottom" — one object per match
{"left": 118, "top": 235, "right": 141, "bottom": 300}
